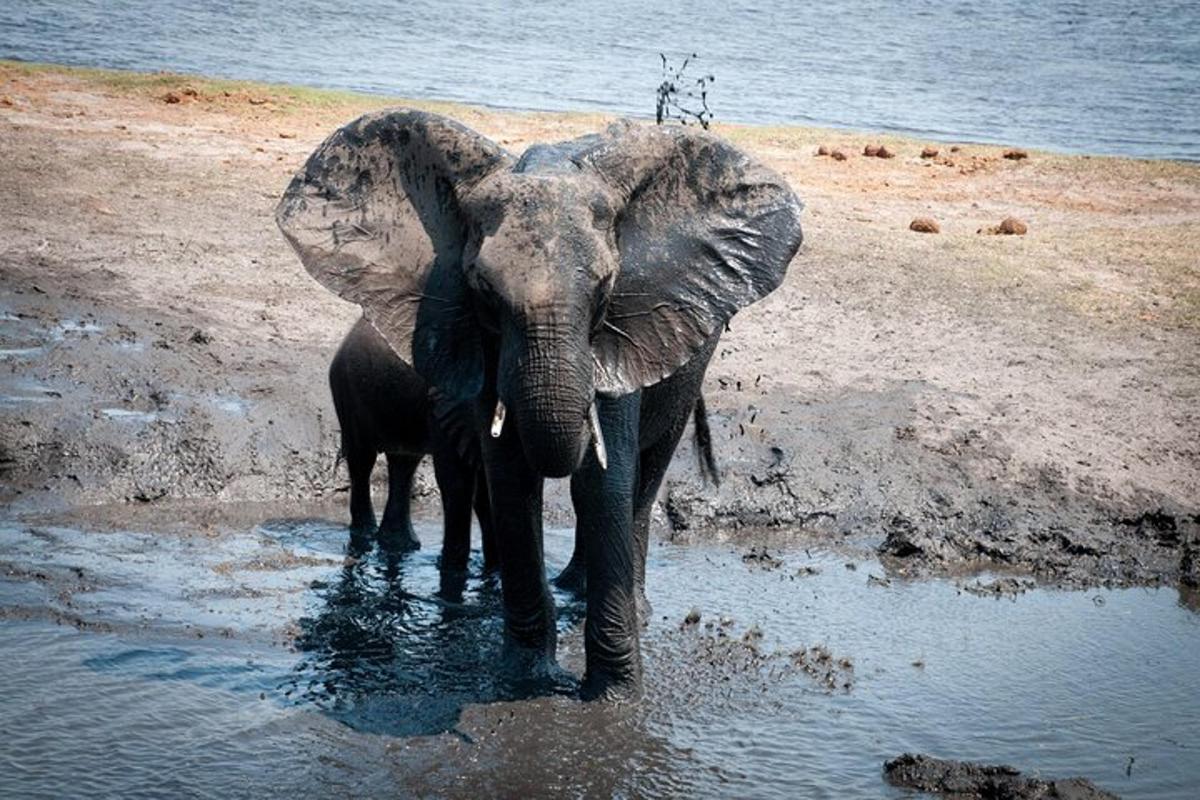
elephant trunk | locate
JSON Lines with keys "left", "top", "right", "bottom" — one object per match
{"left": 506, "top": 322, "right": 594, "bottom": 478}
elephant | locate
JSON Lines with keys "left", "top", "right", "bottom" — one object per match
{"left": 329, "top": 315, "right": 497, "bottom": 570}
{"left": 278, "top": 110, "right": 803, "bottom": 699}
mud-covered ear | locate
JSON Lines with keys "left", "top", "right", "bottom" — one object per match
{"left": 276, "top": 109, "right": 512, "bottom": 400}
{"left": 581, "top": 123, "right": 803, "bottom": 394}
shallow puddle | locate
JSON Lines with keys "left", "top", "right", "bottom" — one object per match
{"left": 0, "top": 515, "right": 1196, "bottom": 798}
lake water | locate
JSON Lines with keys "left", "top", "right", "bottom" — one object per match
{"left": 2, "top": 0, "right": 1198, "bottom": 160}
{"left": 1, "top": 515, "right": 1197, "bottom": 798}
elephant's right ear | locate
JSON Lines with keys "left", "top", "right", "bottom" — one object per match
{"left": 276, "top": 109, "right": 511, "bottom": 400}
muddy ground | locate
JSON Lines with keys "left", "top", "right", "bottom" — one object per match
{"left": 1, "top": 62, "right": 1198, "bottom": 589}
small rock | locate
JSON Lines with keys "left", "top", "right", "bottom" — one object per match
{"left": 950, "top": 145, "right": 961, "bottom": 153}
{"left": 909, "top": 217, "right": 940, "bottom": 234}
{"left": 162, "top": 92, "right": 182, "bottom": 104}
{"left": 863, "top": 144, "right": 880, "bottom": 157}
{"left": 998, "top": 217, "right": 1027, "bottom": 234}
{"left": 0, "top": 96, "right": 13, "bottom": 107}
{"left": 831, "top": 149, "right": 848, "bottom": 161}
{"left": 683, "top": 608, "right": 701, "bottom": 627}
{"left": 981, "top": 217, "right": 1028, "bottom": 236}
{"left": 181, "top": 86, "right": 199, "bottom": 98}
{"left": 189, "top": 329, "right": 213, "bottom": 345}
{"left": 248, "top": 97, "right": 269, "bottom": 106}
{"left": 1003, "top": 148, "right": 1029, "bottom": 160}
{"left": 278, "top": 132, "right": 296, "bottom": 139}
{"left": 876, "top": 145, "right": 895, "bottom": 159}
{"left": 920, "top": 146, "right": 939, "bottom": 158}
{"left": 816, "top": 144, "right": 830, "bottom": 156}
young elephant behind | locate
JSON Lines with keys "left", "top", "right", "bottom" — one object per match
{"left": 329, "top": 316, "right": 496, "bottom": 569}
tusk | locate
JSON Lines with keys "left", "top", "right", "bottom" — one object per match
{"left": 588, "top": 402, "right": 608, "bottom": 470}
{"left": 490, "top": 399, "right": 506, "bottom": 438}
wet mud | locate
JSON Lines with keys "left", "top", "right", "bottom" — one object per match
{"left": 2, "top": 509, "right": 1198, "bottom": 798}
{"left": 4, "top": 254, "right": 1197, "bottom": 596}
{"left": 884, "top": 753, "right": 1119, "bottom": 799}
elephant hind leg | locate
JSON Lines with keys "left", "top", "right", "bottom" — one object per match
{"left": 629, "top": 406, "right": 695, "bottom": 620}
{"left": 378, "top": 452, "right": 422, "bottom": 551}
{"left": 345, "top": 439, "right": 378, "bottom": 536}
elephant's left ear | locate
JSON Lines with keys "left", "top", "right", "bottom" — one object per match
{"left": 581, "top": 123, "right": 804, "bottom": 394}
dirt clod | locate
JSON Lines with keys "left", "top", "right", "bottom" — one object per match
{"left": 830, "top": 149, "right": 847, "bottom": 161}
{"left": 910, "top": 216, "right": 940, "bottom": 233}
{"left": 981, "top": 216, "right": 1029, "bottom": 235}
{"left": 921, "top": 146, "right": 939, "bottom": 158}
{"left": 883, "top": 753, "right": 1118, "bottom": 799}
{"left": 816, "top": 144, "right": 830, "bottom": 156}
{"left": 864, "top": 144, "right": 880, "bottom": 157}
{"left": 1004, "top": 148, "right": 1029, "bottom": 160}
{"left": 742, "top": 546, "right": 784, "bottom": 570}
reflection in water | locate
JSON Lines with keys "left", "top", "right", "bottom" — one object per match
{"left": 286, "top": 540, "right": 580, "bottom": 737}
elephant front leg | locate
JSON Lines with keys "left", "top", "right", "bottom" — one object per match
{"left": 482, "top": 422, "right": 557, "bottom": 671}
{"left": 572, "top": 393, "right": 642, "bottom": 700}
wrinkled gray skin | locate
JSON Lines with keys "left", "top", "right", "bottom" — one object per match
{"left": 278, "top": 111, "right": 803, "bottom": 699}
{"left": 329, "top": 316, "right": 497, "bottom": 571}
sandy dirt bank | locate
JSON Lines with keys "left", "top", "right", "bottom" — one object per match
{"left": 1, "top": 62, "right": 1197, "bottom": 589}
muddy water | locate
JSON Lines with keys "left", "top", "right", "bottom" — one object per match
{"left": 1, "top": 516, "right": 1197, "bottom": 798}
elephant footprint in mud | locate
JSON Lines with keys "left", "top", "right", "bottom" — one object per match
{"left": 278, "top": 110, "right": 803, "bottom": 699}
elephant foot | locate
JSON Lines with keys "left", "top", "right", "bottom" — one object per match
{"left": 552, "top": 559, "right": 587, "bottom": 596}
{"left": 377, "top": 526, "right": 420, "bottom": 553}
{"left": 580, "top": 665, "right": 643, "bottom": 703}
{"left": 347, "top": 523, "right": 377, "bottom": 556}
{"left": 498, "top": 638, "right": 573, "bottom": 698}
{"left": 437, "top": 568, "right": 468, "bottom": 604}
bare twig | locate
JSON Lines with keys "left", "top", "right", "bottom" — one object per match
{"left": 656, "top": 52, "right": 715, "bottom": 130}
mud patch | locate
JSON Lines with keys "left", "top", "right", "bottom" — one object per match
{"left": 884, "top": 753, "right": 1118, "bottom": 799}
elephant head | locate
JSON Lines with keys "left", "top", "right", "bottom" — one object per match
{"left": 277, "top": 111, "right": 803, "bottom": 478}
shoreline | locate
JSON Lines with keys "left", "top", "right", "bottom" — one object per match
{"left": 1, "top": 61, "right": 1198, "bottom": 591}
{"left": 2, "top": 58, "right": 1193, "bottom": 166}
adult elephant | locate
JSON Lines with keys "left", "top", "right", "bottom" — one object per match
{"left": 277, "top": 111, "right": 803, "bottom": 699}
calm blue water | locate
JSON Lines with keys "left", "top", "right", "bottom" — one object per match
{"left": 2, "top": 1, "right": 1198, "bottom": 157}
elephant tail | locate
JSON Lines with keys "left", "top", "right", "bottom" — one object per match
{"left": 693, "top": 395, "right": 720, "bottom": 487}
